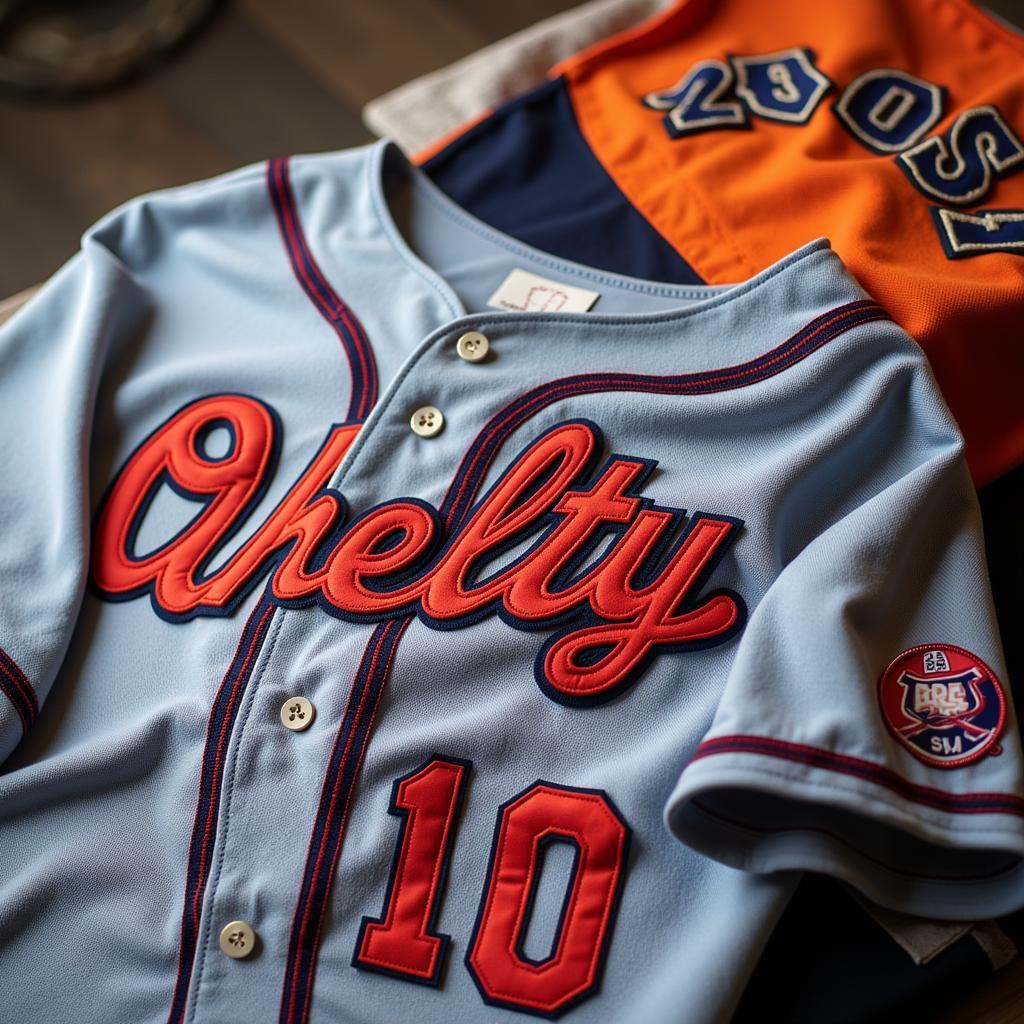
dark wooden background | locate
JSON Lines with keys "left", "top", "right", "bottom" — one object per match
{"left": 2, "top": 0, "right": 1023, "bottom": 296}
{"left": 0, "top": 0, "right": 586, "bottom": 296}
{"left": 2, "top": 1, "right": 1024, "bottom": 1021}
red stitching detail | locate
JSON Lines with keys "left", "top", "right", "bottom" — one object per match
{"left": 298, "top": 619, "right": 410, "bottom": 1024}
{"left": 283, "top": 626, "right": 386, "bottom": 1024}
{"left": 0, "top": 672, "right": 29, "bottom": 734}
{"left": 338, "top": 305, "right": 373, "bottom": 418}
{"left": 443, "top": 304, "right": 884, "bottom": 523}
{"left": 272, "top": 159, "right": 341, "bottom": 320}
{"left": 284, "top": 620, "right": 405, "bottom": 1024}
{"left": 0, "top": 650, "right": 36, "bottom": 734}
{"left": 692, "top": 734, "right": 1024, "bottom": 815}
{"left": 268, "top": 158, "right": 375, "bottom": 418}
{"left": 190, "top": 603, "right": 274, "bottom": 930}
{"left": 168, "top": 598, "right": 274, "bottom": 1024}
{"left": 0, "top": 646, "right": 36, "bottom": 720}
{"left": 268, "top": 160, "right": 361, "bottom": 403}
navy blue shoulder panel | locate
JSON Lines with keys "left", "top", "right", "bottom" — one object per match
{"left": 423, "top": 77, "right": 704, "bottom": 286}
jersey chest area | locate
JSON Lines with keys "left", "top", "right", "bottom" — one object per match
{"left": 80, "top": 290, "right": 879, "bottom": 1022}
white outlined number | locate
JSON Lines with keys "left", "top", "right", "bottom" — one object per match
{"left": 899, "top": 105, "right": 1024, "bottom": 205}
{"left": 642, "top": 59, "right": 746, "bottom": 137}
{"left": 833, "top": 69, "right": 944, "bottom": 153}
{"left": 731, "top": 48, "right": 831, "bottom": 125}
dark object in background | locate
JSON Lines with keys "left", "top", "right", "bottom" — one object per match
{"left": 734, "top": 874, "right": 1008, "bottom": 1024}
{"left": 0, "top": 0, "right": 219, "bottom": 96}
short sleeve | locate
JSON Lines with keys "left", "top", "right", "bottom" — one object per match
{"left": 667, "top": 362, "right": 1024, "bottom": 920}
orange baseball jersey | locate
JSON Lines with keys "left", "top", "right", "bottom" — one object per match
{"left": 426, "top": 0, "right": 1024, "bottom": 486}
{"left": 561, "top": 0, "right": 1024, "bottom": 485}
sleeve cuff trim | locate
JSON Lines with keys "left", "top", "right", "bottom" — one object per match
{"left": 693, "top": 734, "right": 1024, "bottom": 817}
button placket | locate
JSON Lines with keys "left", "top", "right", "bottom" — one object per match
{"left": 181, "top": 606, "right": 298, "bottom": 1019}
{"left": 191, "top": 322, "right": 520, "bottom": 1016}
{"left": 183, "top": 320, "right": 518, "bottom": 1018}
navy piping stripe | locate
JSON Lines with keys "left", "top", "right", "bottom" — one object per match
{"left": 281, "top": 618, "right": 407, "bottom": 1024}
{"left": 278, "top": 299, "right": 889, "bottom": 1023}
{"left": 267, "top": 156, "right": 376, "bottom": 419}
{"left": 692, "top": 735, "right": 1024, "bottom": 816}
{"left": 167, "top": 595, "right": 277, "bottom": 1024}
{"left": 267, "top": 157, "right": 379, "bottom": 421}
{"left": 165, "top": 156, "right": 379, "bottom": 1024}
{"left": 439, "top": 300, "right": 887, "bottom": 526}
{"left": 0, "top": 645, "right": 37, "bottom": 737}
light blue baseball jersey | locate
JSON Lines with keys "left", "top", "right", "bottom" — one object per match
{"left": 0, "top": 140, "right": 1021, "bottom": 1024}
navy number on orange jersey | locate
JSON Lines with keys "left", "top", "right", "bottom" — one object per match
{"left": 642, "top": 59, "right": 747, "bottom": 137}
{"left": 898, "top": 106, "right": 1024, "bottom": 205}
{"left": 641, "top": 51, "right": 1024, "bottom": 259}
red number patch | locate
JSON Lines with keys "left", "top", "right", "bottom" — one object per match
{"left": 355, "top": 762, "right": 631, "bottom": 1016}
{"left": 353, "top": 756, "right": 471, "bottom": 985}
{"left": 466, "top": 783, "right": 631, "bottom": 1018}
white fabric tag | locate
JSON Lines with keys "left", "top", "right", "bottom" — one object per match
{"left": 851, "top": 890, "right": 974, "bottom": 965}
{"left": 487, "top": 269, "right": 599, "bottom": 313}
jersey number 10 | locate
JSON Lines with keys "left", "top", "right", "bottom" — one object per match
{"left": 352, "top": 756, "right": 632, "bottom": 1018}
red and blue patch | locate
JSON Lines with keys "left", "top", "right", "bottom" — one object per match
{"left": 879, "top": 644, "right": 1006, "bottom": 769}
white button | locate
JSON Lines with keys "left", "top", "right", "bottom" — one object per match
{"left": 410, "top": 406, "right": 444, "bottom": 438}
{"left": 219, "top": 920, "right": 257, "bottom": 959}
{"left": 280, "top": 696, "right": 315, "bottom": 732}
{"left": 456, "top": 331, "right": 489, "bottom": 363}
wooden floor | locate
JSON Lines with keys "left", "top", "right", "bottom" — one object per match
{"left": 936, "top": 960, "right": 1024, "bottom": 1024}
{"left": 2, "top": 1, "right": 1024, "bottom": 1022}
{"left": 0, "top": 0, "right": 583, "bottom": 295}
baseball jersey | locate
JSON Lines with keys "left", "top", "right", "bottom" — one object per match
{"left": 416, "top": 0, "right": 1024, "bottom": 487}
{"left": 0, "top": 141, "right": 1022, "bottom": 1024}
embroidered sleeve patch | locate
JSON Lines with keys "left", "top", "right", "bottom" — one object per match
{"left": 878, "top": 644, "right": 1006, "bottom": 768}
